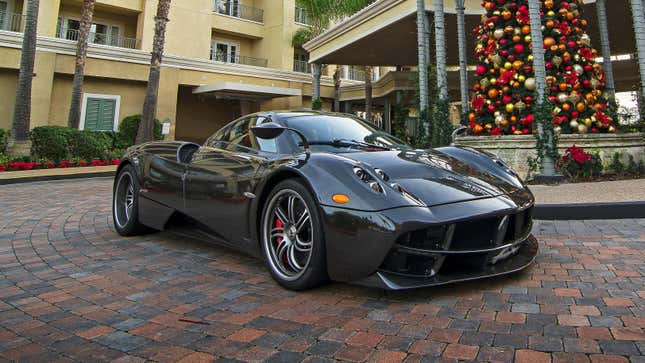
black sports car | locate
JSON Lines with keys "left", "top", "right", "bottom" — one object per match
{"left": 112, "top": 110, "right": 538, "bottom": 290}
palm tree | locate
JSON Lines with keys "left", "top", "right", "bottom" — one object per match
{"left": 68, "top": 0, "right": 96, "bottom": 129}
{"left": 364, "top": 66, "right": 373, "bottom": 120}
{"left": 10, "top": 0, "right": 39, "bottom": 152}
{"left": 416, "top": 0, "right": 428, "bottom": 112}
{"left": 434, "top": 0, "right": 447, "bottom": 102}
{"left": 455, "top": 0, "right": 468, "bottom": 123}
{"left": 630, "top": 0, "right": 645, "bottom": 109}
{"left": 136, "top": 0, "right": 171, "bottom": 144}
{"left": 528, "top": 0, "right": 556, "bottom": 176}
{"left": 595, "top": 0, "right": 615, "bottom": 101}
{"left": 293, "top": 0, "right": 373, "bottom": 108}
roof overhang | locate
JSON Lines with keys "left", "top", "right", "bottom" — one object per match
{"left": 193, "top": 82, "right": 302, "bottom": 101}
{"left": 303, "top": 0, "right": 633, "bottom": 69}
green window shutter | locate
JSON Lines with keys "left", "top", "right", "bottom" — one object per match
{"left": 84, "top": 97, "right": 116, "bottom": 131}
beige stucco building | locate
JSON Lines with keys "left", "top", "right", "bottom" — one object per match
{"left": 0, "top": 0, "right": 387, "bottom": 143}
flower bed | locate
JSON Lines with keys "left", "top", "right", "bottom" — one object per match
{"left": 0, "top": 159, "right": 120, "bottom": 172}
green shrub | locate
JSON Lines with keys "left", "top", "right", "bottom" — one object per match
{"left": 116, "top": 115, "right": 162, "bottom": 149}
{"left": 311, "top": 98, "right": 322, "bottom": 111}
{"left": 68, "top": 130, "right": 114, "bottom": 160}
{"left": 0, "top": 129, "right": 9, "bottom": 153}
{"left": 609, "top": 152, "right": 625, "bottom": 175}
{"left": 30, "top": 126, "right": 72, "bottom": 162}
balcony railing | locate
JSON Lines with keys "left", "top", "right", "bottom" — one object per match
{"left": 214, "top": 1, "right": 263, "bottom": 23}
{"left": 211, "top": 50, "right": 268, "bottom": 67}
{"left": 348, "top": 67, "right": 365, "bottom": 81}
{"left": 57, "top": 28, "right": 141, "bottom": 49}
{"left": 0, "top": 11, "right": 25, "bottom": 32}
{"left": 293, "top": 59, "right": 310, "bottom": 73}
{"left": 294, "top": 7, "right": 310, "bottom": 25}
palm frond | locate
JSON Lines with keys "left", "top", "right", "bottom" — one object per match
{"left": 292, "top": 27, "right": 314, "bottom": 47}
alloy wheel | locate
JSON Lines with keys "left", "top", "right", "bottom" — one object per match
{"left": 263, "top": 189, "right": 314, "bottom": 281}
{"left": 114, "top": 171, "right": 135, "bottom": 228}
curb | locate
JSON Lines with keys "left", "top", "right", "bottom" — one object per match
{"left": 0, "top": 171, "right": 116, "bottom": 185}
{"left": 534, "top": 201, "right": 645, "bottom": 220}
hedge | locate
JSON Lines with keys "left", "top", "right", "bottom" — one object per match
{"left": 29, "top": 115, "right": 163, "bottom": 162}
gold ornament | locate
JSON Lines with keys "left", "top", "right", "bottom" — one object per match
{"left": 494, "top": 29, "right": 505, "bottom": 39}
{"left": 578, "top": 124, "right": 588, "bottom": 133}
{"left": 505, "top": 103, "right": 515, "bottom": 113}
{"left": 527, "top": 54, "right": 533, "bottom": 62}
{"left": 573, "top": 64, "right": 584, "bottom": 75}
{"left": 557, "top": 93, "right": 568, "bottom": 103}
{"left": 524, "top": 77, "right": 536, "bottom": 91}
{"left": 584, "top": 118, "right": 593, "bottom": 127}
{"left": 552, "top": 56, "right": 563, "bottom": 67}
{"left": 580, "top": 34, "right": 591, "bottom": 46}
{"left": 518, "top": 75, "right": 526, "bottom": 83}
{"left": 608, "top": 125, "right": 616, "bottom": 133}
{"left": 570, "top": 120, "right": 579, "bottom": 129}
{"left": 504, "top": 62, "right": 513, "bottom": 70}
{"left": 515, "top": 101, "right": 526, "bottom": 112}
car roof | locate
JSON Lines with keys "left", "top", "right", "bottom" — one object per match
{"left": 254, "top": 110, "right": 359, "bottom": 124}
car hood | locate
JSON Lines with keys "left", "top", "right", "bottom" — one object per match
{"left": 340, "top": 149, "right": 518, "bottom": 207}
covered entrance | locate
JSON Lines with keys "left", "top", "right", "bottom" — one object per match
{"left": 174, "top": 82, "right": 302, "bottom": 144}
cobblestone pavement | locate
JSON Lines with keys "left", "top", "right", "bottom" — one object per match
{"left": 0, "top": 178, "right": 643, "bottom": 363}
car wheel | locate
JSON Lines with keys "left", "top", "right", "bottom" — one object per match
{"left": 260, "top": 179, "right": 328, "bottom": 290}
{"left": 112, "top": 164, "right": 147, "bottom": 236}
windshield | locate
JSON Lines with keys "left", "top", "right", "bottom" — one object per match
{"left": 283, "top": 114, "right": 409, "bottom": 152}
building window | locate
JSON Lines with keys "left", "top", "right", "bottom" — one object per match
{"left": 215, "top": 0, "right": 240, "bottom": 18}
{"left": 293, "top": 49, "right": 310, "bottom": 73}
{"left": 80, "top": 94, "right": 120, "bottom": 132}
{"left": 294, "top": 7, "right": 310, "bottom": 25}
{"left": 211, "top": 40, "right": 239, "bottom": 63}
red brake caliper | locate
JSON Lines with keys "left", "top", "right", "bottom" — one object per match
{"left": 274, "top": 218, "right": 289, "bottom": 264}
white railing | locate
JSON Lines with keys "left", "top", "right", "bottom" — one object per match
{"left": 293, "top": 59, "right": 310, "bottom": 73}
{"left": 57, "top": 28, "right": 140, "bottom": 49}
{"left": 210, "top": 49, "right": 268, "bottom": 67}
{"left": 214, "top": 0, "right": 264, "bottom": 23}
{"left": 0, "top": 11, "right": 24, "bottom": 32}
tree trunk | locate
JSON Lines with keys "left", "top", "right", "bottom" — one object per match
{"left": 416, "top": 0, "right": 428, "bottom": 112}
{"left": 596, "top": 0, "right": 615, "bottom": 100}
{"left": 455, "top": 0, "right": 469, "bottom": 123}
{"left": 311, "top": 62, "right": 322, "bottom": 102}
{"left": 68, "top": 0, "right": 96, "bottom": 129}
{"left": 528, "top": 0, "right": 555, "bottom": 176}
{"left": 11, "top": 0, "right": 39, "bottom": 143}
{"left": 136, "top": 0, "right": 171, "bottom": 144}
{"left": 630, "top": 0, "right": 645, "bottom": 103}
{"left": 434, "top": 0, "right": 447, "bottom": 102}
{"left": 364, "top": 66, "right": 373, "bottom": 121}
{"left": 333, "top": 66, "right": 341, "bottom": 112}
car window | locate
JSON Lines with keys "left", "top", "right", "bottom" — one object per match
{"left": 206, "top": 116, "right": 279, "bottom": 154}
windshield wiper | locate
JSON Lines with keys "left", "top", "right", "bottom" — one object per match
{"left": 305, "top": 139, "right": 390, "bottom": 150}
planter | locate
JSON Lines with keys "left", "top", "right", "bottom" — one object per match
{"left": 454, "top": 133, "right": 645, "bottom": 179}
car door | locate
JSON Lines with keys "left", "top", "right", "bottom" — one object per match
{"left": 140, "top": 142, "right": 186, "bottom": 212}
{"left": 184, "top": 116, "right": 272, "bottom": 245}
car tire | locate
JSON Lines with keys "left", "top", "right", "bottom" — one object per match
{"left": 260, "top": 179, "right": 328, "bottom": 290}
{"left": 112, "top": 164, "right": 148, "bottom": 236}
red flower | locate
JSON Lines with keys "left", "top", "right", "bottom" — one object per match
{"left": 77, "top": 160, "right": 88, "bottom": 167}
{"left": 0, "top": 165, "right": 6, "bottom": 172}
{"left": 490, "top": 127, "right": 502, "bottom": 136}
{"left": 43, "top": 161, "right": 55, "bottom": 169}
{"left": 112, "top": 159, "right": 121, "bottom": 165}
{"left": 59, "top": 161, "right": 73, "bottom": 168}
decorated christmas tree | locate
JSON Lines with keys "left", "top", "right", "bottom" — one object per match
{"left": 468, "top": 0, "right": 617, "bottom": 136}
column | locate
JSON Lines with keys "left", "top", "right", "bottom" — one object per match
{"left": 630, "top": 0, "right": 645, "bottom": 104}
{"left": 434, "top": 0, "right": 448, "bottom": 102}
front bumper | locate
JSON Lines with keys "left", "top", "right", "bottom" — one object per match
{"left": 320, "top": 195, "right": 538, "bottom": 289}
{"left": 356, "top": 235, "right": 538, "bottom": 290}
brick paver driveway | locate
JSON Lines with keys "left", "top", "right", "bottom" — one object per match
{"left": 1, "top": 178, "right": 643, "bottom": 363}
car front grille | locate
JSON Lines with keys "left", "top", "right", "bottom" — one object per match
{"left": 378, "top": 207, "right": 533, "bottom": 278}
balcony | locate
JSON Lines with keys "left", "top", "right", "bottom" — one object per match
{"left": 293, "top": 59, "right": 311, "bottom": 73}
{"left": 210, "top": 50, "right": 268, "bottom": 68}
{"left": 214, "top": 0, "right": 263, "bottom": 23}
{"left": 56, "top": 28, "right": 141, "bottom": 49}
{"left": 294, "top": 7, "right": 310, "bottom": 25}
{"left": 0, "top": 11, "right": 25, "bottom": 32}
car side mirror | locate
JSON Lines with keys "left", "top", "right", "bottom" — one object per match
{"left": 251, "top": 122, "right": 310, "bottom": 154}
